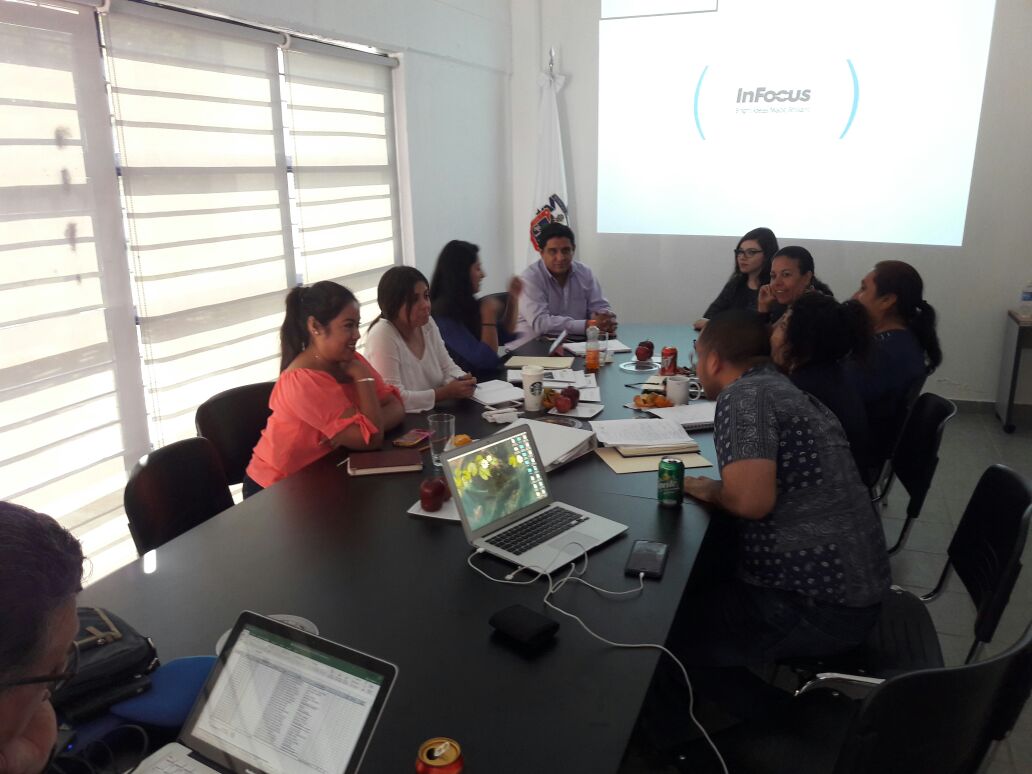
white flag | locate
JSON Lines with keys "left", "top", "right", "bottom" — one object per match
{"left": 527, "top": 70, "right": 570, "bottom": 265}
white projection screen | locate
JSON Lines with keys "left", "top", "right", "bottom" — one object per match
{"left": 598, "top": 0, "right": 998, "bottom": 246}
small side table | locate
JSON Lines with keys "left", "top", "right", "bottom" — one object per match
{"left": 995, "top": 309, "right": 1032, "bottom": 433}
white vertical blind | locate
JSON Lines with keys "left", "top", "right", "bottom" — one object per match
{"left": 0, "top": 0, "right": 146, "bottom": 580}
{"left": 283, "top": 46, "right": 400, "bottom": 340}
{"left": 103, "top": 8, "right": 290, "bottom": 446}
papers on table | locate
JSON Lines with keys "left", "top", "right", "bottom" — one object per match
{"left": 548, "top": 403, "right": 604, "bottom": 419}
{"left": 506, "top": 355, "right": 575, "bottom": 368}
{"left": 578, "top": 387, "right": 602, "bottom": 403}
{"left": 647, "top": 401, "right": 717, "bottom": 430}
{"left": 589, "top": 418, "right": 692, "bottom": 447}
{"left": 506, "top": 370, "right": 598, "bottom": 390}
{"left": 595, "top": 448, "right": 712, "bottom": 474}
{"left": 500, "top": 418, "right": 597, "bottom": 472}
{"left": 473, "top": 380, "right": 524, "bottom": 406}
{"left": 407, "top": 498, "right": 460, "bottom": 522}
{"left": 562, "top": 339, "right": 633, "bottom": 355}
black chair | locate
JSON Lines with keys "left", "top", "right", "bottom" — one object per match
{"left": 792, "top": 464, "right": 1031, "bottom": 678}
{"left": 195, "top": 382, "right": 274, "bottom": 485}
{"left": 873, "top": 392, "right": 957, "bottom": 553}
{"left": 676, "top": 621, "right": 1032, "bottom": 774}
{"left": 124, "top": 437, "right": 234, "bottom": 554}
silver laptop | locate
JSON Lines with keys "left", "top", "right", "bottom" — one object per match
{"left": 134, "top": 611, "right": 397, "bottom": 774}
{"left": 442, "top": 425, "right": 626, "bottom": 573}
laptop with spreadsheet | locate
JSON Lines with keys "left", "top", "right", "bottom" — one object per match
{"left": 441, "top": 425, "right": 626, "bottom": 573}
{"left": 133, "top": 611, "right": 396, "bottom": 774}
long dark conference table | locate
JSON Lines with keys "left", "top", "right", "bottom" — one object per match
{"left": 79, "top": 324, "right": 719, "bottom": 772}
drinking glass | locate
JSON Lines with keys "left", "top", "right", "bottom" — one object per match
{"left": 598, "top": 332, "right": 611, "bottom": 364}
{"left": 428, "top": 413, "right": 455, "bottom": 468}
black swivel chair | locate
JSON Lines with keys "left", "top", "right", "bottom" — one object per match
{"left": 124, "top": 437, "right": 234, "bottom": 554}
{"left": 675, "top": 621, "right": 1032, "bottom": 774}
{"left": 873, "top": 392, "right": 957, "bottom": 553}
{"left": 195, "top": 381, "right": 274, "bottom": 485}
{"left": 792, "top": 464, "right": 1031, "bottom": 678}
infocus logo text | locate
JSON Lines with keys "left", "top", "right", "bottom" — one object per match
{"left": 736, "top": 87, "right": 811, "bottom": 103}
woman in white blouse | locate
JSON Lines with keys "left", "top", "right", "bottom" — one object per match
{"left": 365, "top": 266, "right": 477, "bottom": 412}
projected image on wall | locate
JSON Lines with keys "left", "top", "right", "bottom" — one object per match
{"left": 598, "top": 0, "right": 997, "bottom": 246}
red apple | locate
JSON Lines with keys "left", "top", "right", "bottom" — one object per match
{"left": 638, "top": 340, "right": 655, "bottom": 357}
{"left": 419, "top": 478, "right": 446, "bottom": 511}
{"left": 436, "top": 476, "right": 452, "bottom": 500}
{"left": 635, "top": 345, "right": 651, "bottom": 362}
{"left": 560, "top": 386, "right": 580, "bottom": 408}
{"left": 554, "top": 394, "right": 573, "bottom": 413}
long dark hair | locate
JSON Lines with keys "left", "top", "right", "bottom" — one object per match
{"left": 279, "top": 281, "right": 357, "bottom": 372}
{"left": 783, "top": 294, "right": 871, "bottom": 370}
{"left": 0, "top": 502, "right": 84, "bottom": 679}
{"left": 371, "top": 266, "right": 428, "bottom": 330}
{"left": 772, "top": 246, "right": 834, "bottom": 297}
{"left": 730, "top": 227, "right": 778, "bottom": 286}
{"left": 430, "top": 240, "right": 481, "bottom": 338}
{"left": 871, "top": 260, "right": 942, "bottom": 373}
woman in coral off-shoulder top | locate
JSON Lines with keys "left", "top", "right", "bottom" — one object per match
{"left": 244, "top": 281, "right": 404, "bottom": 497}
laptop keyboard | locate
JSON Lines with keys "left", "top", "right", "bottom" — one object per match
{"left": 151, "top": 753, "right": 199, "bottom": 774}
{"left": 486, "top": 506, "right": 588, "bottom": 556}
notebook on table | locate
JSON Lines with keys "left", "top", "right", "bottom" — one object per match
{"left": 347, "top": 449, "right": 423, "bottom": 475}
{"left": 441, "top": 425, "right": 625, "bottom": 574}
{"left": 133, "top": 611, "right": 397, "bottom": 774}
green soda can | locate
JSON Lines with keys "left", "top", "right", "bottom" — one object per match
{"left": 657, "top": 457, "right": 685, "bottom": 507}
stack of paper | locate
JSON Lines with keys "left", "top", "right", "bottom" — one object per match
{"left": 500, "top": 418, "right": 597, "bottom": 472}
{"left": 647, "top": 401, "right": 717, "bottom": 430}
{"left": 506, "top": 355, "right": 575, "bottom": 368}
{"left": 589, "top": 418, "right": 698, "bottom": 456}
{"left": 473, "top": 380, "right": 524, "bottom": 406}
{"left": 562, "top": 339, "right": 633, "bottom": 355}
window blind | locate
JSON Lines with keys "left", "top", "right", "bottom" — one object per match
{"left": 283, "top": 44, "right": 401, "bottom": 343}
{"left": 2, "top": 1, "right": 403, "bottom": 584}
{"left": 103, "top": 7, "right": 291, "bottom": 446}
{"left": 0, "top": 0, "right": 146, "bottom": 580}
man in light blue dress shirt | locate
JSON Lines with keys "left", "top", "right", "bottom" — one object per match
{"left": 517, "top": 223, "right": 618, "bottom": 336}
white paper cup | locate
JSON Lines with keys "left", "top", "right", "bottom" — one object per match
{"left": 522, "top": 365, "right": 545, "bottom": 411}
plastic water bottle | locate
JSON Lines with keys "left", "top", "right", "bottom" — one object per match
{"left": 585, "top": 319, "right": 600, "bottom": 373}
{"left": 1021, "top": 280, "right": 1032, "bottom": 319}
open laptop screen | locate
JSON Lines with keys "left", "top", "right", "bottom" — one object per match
{"left": 444, "top": 429, "right": 549, "bottom": 532}
{"left": 184, "top": 622, "right": 387, "bottom": 774}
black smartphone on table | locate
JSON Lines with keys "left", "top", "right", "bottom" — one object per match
{"left": 625, "top": 540, "right": 669, "bottom": 578}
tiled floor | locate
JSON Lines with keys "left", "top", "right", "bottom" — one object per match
{"left": 620, "top": 405, "right": 1032, "bottom": 773}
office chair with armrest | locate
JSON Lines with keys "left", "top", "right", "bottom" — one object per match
{"left": 789, "top": 463, "right": 1031, "bottom": 679}
{"left": 195, "top": 381, "right": 274, "bottom": 485}
{"left": 124, "top": 437, "right": 234, "bottom": 555}
{"left": 675, "top": 620, "right": 1032, "bottom": 774}
{"left": 873, "top": 392, "right": 956, "bottom": 554}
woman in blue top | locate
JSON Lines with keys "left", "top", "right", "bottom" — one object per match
{"left": 848, "top": 260, "right": 942, "bottom": 465}
{"left": 429, "top": 240, "right": 523, "bottom": 378}
{"left": 694, "top": 226, "right": 778, "bottom": 330}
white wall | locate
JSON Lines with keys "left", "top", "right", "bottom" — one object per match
{"left": 186, "top": 0, "right": 515, "bottom": 289}
{"left": 511, "top": 0, "right": 1032, "bottom": 404}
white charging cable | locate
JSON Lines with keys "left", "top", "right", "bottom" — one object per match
{"left": 468, "top": 546, "right": 729, "bottom": 774}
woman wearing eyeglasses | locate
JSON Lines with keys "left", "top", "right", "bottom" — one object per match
{"left": 693, "top": 227, "right": 778, "bottom": 330}
{"left": 0, "top": 502, "right": 84, "bottom": 774}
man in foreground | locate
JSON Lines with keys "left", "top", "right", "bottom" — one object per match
{"left": 673, "top": 310, "right": 889, "bottom": 717}
{"left": 518, "top": 223, "right": 617, "bottom": 336}
{"left": 0, "top": 502, "right": 85, "bottom": 774}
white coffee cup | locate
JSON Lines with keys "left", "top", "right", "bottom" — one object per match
{"left": 666, "top": 374, "right": 703, "bottom": 405}
{"left": 522, "top": 365, "right": 545, "bottom": 411}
